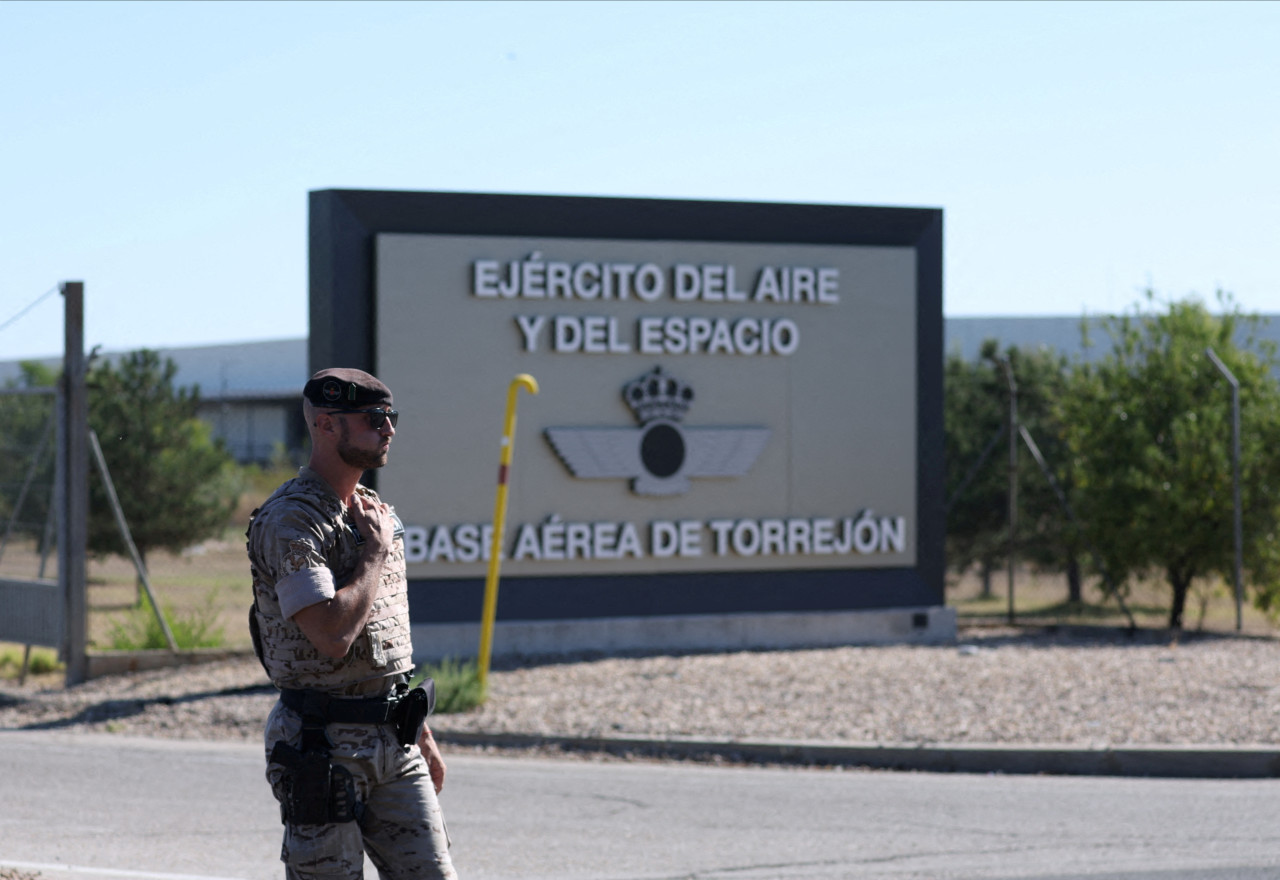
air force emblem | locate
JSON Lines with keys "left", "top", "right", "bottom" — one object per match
{"left": 544, "top": 366, "right": 771, "bottom": 496}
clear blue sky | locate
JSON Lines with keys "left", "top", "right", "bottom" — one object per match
{"left": 2, "top": 0, "right": 1276, "bottom": 360}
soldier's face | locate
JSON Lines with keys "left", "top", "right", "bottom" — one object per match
{"left": 334, "top": 410, "right": 394, "bottom": 470}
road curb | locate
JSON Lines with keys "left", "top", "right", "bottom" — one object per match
{"left": 433, "top": 729, "right": 1280, "bottom": 778}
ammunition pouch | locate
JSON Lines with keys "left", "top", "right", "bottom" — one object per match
{"left": 269, "top": 692, "right": 363, "bottom": 826}
{"left": 269, "top": 740, "right": 363, "bottom": 826}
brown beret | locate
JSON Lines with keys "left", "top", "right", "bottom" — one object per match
{"left": 303, "top": 368, "right": 393, "bottom": 408}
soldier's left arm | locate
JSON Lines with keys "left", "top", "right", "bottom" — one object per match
{"left": 418, "top": 723, "right": 447, "bottom": 794}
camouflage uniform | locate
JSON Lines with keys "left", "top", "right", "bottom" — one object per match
{"left": 248, "top": 467, "right": 456, "bottom": 880}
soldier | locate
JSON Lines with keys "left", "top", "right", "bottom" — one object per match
{"left": 247, "top": 368, "right": 457, "bottom": 879}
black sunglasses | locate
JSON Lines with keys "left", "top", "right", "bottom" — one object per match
{"left": 328, "top": 408, "right": 399, "bottom": 430}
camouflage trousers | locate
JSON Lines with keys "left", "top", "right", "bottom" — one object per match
{"left": 264, "top": 700, "right": 458, "bottom": 880}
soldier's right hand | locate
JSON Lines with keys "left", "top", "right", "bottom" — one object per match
{"left": 348, "top": 493, "right": 395, "bottom": 556}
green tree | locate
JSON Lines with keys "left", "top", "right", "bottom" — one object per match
{"left": 999, "top": 342, "right": 1088, "bottom": 604}
{"left": 946, "top": 341, "right": 1082, "bottom": 601}
{"left": 1059, "top": 292, "right": 1280, "bottom": 629}
{"left": 944, "top": 344, "right": 1007, "bottom": 594}
{"left": 87, "top": 350, "right": 241, "bottom": 568}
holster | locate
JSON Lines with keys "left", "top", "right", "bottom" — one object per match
{"left": 392, "top": 678, "right": 436, "bottom": 747}
{"left": 269, "top": 680, "right": 434, "bottom": 824}
{"left": 270, "top": 740, "right": 335, "bottom": 825}
{"left": 269, "top": 695, "right": 364, "bottom": 826}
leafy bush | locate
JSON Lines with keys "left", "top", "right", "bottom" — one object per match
{"left": 26, "top": 648, "right": 60, "bottom": 674}
{"left": 0, "top": 644, "right": 62, "bottom": 678}
{"left": 107, "top": 590, "right": 225, "bottom": 650}
{"left": 412, "top": 657, "right": 488, "bottom": 713}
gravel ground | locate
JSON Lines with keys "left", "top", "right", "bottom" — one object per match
{"left": 2, "top": 626, "right": 1279, "bottom": 749}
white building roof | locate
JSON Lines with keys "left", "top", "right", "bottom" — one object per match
{"left": 0, "top": 338, "right": 307, "bottom": 400}
{"left": 5, "top": 315, "right": 1280, "bottom": 395}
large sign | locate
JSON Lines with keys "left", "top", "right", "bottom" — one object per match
{"left": 377, "top": 233, "right": 917, "bottom": 578}
{"left": 310, "top": 191, "right": 943, "bottom": 628}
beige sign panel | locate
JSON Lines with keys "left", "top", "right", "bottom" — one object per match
{"left": 376, "top": 233, "right": 917, "bottom": 579}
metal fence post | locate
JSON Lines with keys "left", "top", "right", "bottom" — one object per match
{"left": 1205, "top": 347, "right": 1243, "bottom": 631}
{"left": 1003, "top": 358, "right": 1018, "bottom": 624}
{"left": 60, "top": 281, "right": 89, "bottom": 684}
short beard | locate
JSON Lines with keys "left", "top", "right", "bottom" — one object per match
{"left": 336, "top": 418, "right": 388, "bottom": 471}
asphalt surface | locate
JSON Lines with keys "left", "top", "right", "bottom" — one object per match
{"left": 3, "top": 731, "right": 1280, "bottom": 880}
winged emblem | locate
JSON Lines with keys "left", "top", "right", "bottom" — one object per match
{"left": 544, "top": 367, "right": 770, "bottom": 496}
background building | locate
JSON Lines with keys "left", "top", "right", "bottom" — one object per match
{"left": 0, "top": 338, "right": 308, "bottom": 465}
{"left": 4, "top": 315, "right": 1276, "bottom": 465}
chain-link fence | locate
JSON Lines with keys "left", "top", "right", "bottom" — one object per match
{"left": 0, "top": 281, "right": 89, "bottom": 682}
{"left": 0, "top": 384, "right": 62, "bottom": 664}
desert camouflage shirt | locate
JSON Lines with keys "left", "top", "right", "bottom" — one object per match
{"left": 247, "top": 468, "right": 413, "bottom": 694}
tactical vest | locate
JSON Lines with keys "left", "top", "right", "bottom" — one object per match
{"left": 247, "top": 469, "right": 414, "bottom": 693}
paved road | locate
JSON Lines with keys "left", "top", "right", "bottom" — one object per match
{"left": 2, "top": 731, "right": 1279, "bottom": 880}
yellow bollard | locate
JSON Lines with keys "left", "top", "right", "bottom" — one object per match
{"left": 477, "top": 373, "right": 539, "bottom": 690}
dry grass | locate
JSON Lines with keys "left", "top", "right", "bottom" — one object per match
{"left": 948, "top": 564, "right": 1279, "bottom": 636}
{"left": 81, "top": 531, "right": 254, "bottom": 651}
{"left": 0, "top": 465, "right": 292, "bottom": 662}
{"left": 0, "top": 528, "right": 254, "bottom": 661}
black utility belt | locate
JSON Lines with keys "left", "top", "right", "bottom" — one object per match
{"left": 279, "top": 679, "right": 436, "bottom": 727}
{"left": 271, "top": 679, "right": 437, "bottom": 827}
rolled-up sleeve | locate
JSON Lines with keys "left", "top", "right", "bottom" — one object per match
{"left": 255, "top": 511, "right": 337, "bottom": 619}
{"left": 276, "top": 567, "right": 336, "bottom": 620}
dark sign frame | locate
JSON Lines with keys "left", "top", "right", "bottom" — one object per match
{"left": 310, "top": 189, "right": 944, "bottom": 624}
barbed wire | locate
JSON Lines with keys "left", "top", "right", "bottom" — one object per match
{"left": 0, "top": 285, "right": 61, "bottom": 336}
